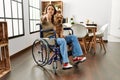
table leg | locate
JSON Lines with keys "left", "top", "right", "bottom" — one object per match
{"left": 88, "top": 28, "right": 96, "bottom": 55}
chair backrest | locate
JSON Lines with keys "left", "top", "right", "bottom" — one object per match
{"left": 97, "top": 24, "right": 108, "bottom": 34}
{"left": 71, "top": 24, "right": 88, "bottom": 38}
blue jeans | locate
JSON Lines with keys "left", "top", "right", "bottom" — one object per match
{"left": 56, "top": 35, "right": 83, "bottom": 63}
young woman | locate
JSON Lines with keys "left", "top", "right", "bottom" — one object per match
{"left": 41, "top": 4, "right": 86, "bottom": 69}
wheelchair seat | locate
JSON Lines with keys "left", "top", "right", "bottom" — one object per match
{"left": 43, "top": 38, "right": 56, "bottom": 46}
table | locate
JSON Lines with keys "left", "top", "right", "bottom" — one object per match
{"left": 62, "top": 23, "right": 97, "bottom": 54}
{"left": 85, "top": 25, "right": 97, "bottom": 54}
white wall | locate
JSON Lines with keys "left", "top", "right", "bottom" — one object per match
{"left": 108, "top": 0, "right": 120, "bottom": 42}
{"left": 9, "top": 0, "right": 40, "bottom": 56}
{"left": 62, "top": 0, "right": 112, "bottom": 40}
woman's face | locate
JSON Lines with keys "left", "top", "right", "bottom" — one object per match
{"left": 46, "top": 6, "right": 55, "bottom": 15}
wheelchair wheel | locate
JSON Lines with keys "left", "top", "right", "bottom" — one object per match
{"left": 32, "top": 39, "right": 50, "bottom": 66}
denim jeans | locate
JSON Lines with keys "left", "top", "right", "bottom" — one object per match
{"left": 56, "top": 35, "right": 83, "bottom": 63}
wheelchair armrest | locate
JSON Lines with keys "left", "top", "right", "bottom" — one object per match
{"left": 41, "top": 29, "right": 57, "bottom": 38}
{"left": 63, "top": 27, "right": 73, "bottom": 35}
{"left": 41, "top": 29, "right": 54, "bottom": 32}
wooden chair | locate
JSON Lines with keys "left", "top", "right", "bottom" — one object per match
{"left": 88, "top": 24, "right": 108, "bottom": 53}
{"left": 71, "top": 24, "right": 88, "bottom": 55}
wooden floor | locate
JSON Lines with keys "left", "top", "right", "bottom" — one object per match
{"left": 1, "top": 42, "right": 120, "bottom": 80}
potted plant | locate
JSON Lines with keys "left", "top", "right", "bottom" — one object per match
{"left": 70, "top": 18, "right": 74, "bottom": 24}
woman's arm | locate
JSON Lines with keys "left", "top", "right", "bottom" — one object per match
{"left": 41, "top": 14, "right": 52, "bottom": 23}
{"left": 41, "top": 15, "right": 47, "bottom": 24}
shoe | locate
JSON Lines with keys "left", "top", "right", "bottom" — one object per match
{"left": 62, "top": 63, "right": 73, "bottom": 70}
{"left": 79, "top": 57, "right": 86, "bottom": 62}
{"left": 73, "top": 56, "right": 87, "bottom": 63}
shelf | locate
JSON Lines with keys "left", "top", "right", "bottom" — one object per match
{"left": 0, "top": 69, "right": 11, "bottom": 78}
{"left": 0, "top": 43, "right": 8, "bottom": 47}
{"left": 0, "top": 22, "right": 11, "bottom": 78}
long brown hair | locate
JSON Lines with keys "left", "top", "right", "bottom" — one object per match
{"left": 45, "top": 4, "right": 57, "bottom": 23}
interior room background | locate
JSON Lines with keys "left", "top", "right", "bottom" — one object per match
{"left": 1, "top": 0, "right": 120, "bottom": 56}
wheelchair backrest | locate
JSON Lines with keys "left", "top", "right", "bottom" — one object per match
{"left": 39, "top": 24, "right": 43, "bottom": 38}
{"left": 36, "top": 23, "right": 43, "bottom": 38}
{"left": 37, "top": 23, "right": 54, "bottom": 38}
{"left": 37, "top": 23, "right": 73, "bottom": 38}
{"left": 36, "top": 23, "right": 56, "bottom": 45}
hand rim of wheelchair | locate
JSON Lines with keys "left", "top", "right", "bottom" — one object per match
{"left": 32, "top": 38, "right": 50, "bottom": 66}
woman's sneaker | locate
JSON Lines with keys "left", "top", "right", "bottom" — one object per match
{"left": 80, "top": 57, "right": 87, "bottom": 62}
{"left": 73, "top": 56, "right": 86, "bottom": 64}
{"left": 62, "top": 63, "right": 73, "bottom": 70}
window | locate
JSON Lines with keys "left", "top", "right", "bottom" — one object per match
{"left": 29, "top": 0, "right": 40, "bottom": 33}
{"left": 0, "top": 0, "right": 24, "bottom": 38}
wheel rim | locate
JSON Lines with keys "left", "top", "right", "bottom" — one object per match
{"left": 32, "top": 39, "right": 50, "bottom": 66}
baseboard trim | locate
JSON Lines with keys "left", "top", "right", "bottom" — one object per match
{"left": 10, "top": 45, "right": 32, "bottom": 59}
{"left": 104, "top": 40, "right": 108, "bottom": 43}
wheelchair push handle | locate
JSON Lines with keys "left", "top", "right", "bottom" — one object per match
{"left": 36, "top": 23, "right": 41, "bottom": 26}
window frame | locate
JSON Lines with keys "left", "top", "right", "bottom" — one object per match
{"left": 0, "top": 0, "right": 24, "bottom": 39}
{"left": 28, "top": 0, "right": 41, "bottom": 34}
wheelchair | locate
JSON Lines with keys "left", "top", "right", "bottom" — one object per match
{"left": 32, "top": 24, "right": 73, "bottom": 74}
